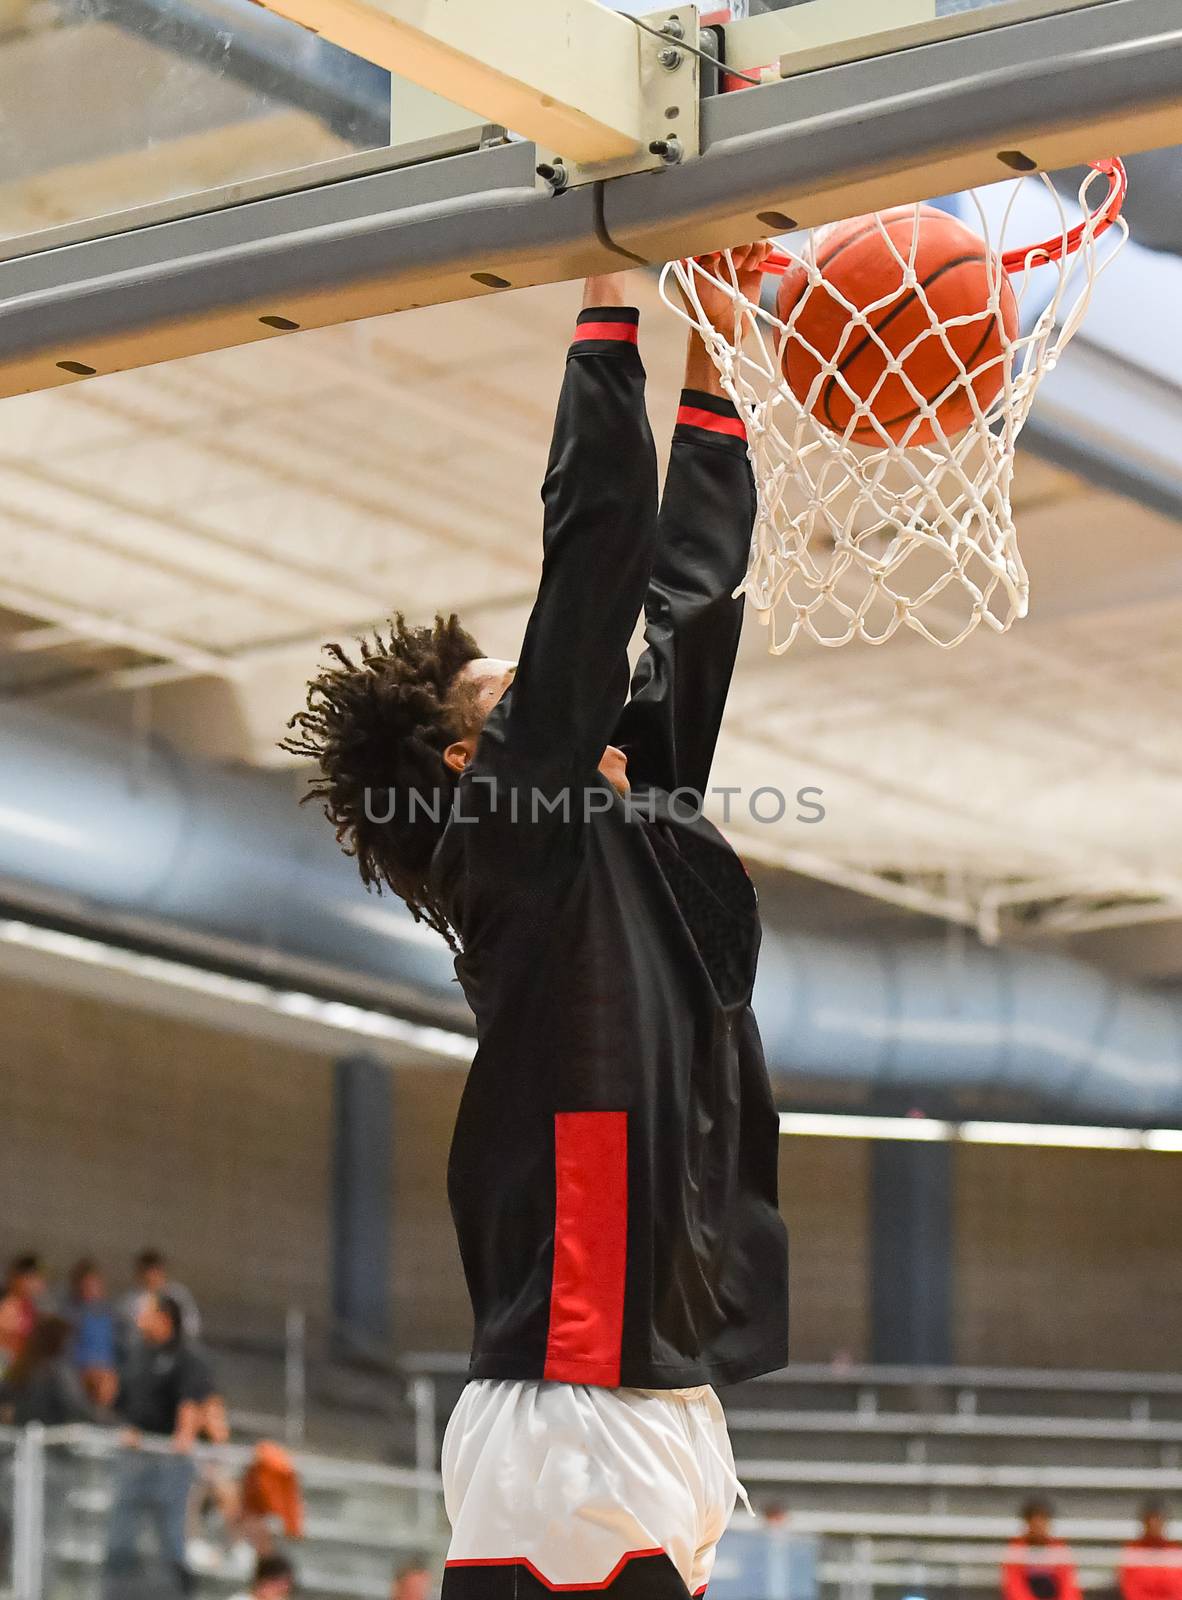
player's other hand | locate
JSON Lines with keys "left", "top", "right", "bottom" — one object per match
{"left": 689, "top": 241, "right": 775, "bottom": 330}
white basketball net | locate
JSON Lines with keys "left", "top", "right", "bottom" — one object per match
{"left": 661, "top": 166, "right": 1129, "bottom": 650}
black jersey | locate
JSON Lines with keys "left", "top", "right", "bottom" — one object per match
{"left": 431, "top": 306, "right": 789, "bottom": 1390}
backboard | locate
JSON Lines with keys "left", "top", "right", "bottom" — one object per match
{"left": 0, "top": 0, "right": 496, "bottom": 261}
{"left": 0, "top": 0, "right": 1175, "bottom": 395}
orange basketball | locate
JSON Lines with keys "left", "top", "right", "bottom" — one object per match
{"left": 775, "top": 205, "right": 1020, "bottom": 446}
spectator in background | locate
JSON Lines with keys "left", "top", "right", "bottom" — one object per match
{"left": 120, "top": 1251, "right": 201, "bottom": 1345}
{"left": 0, "top": 1315, "right": 107, "bottom": 1426}
{"left": 239, "top": 1442, "right": 305, "bottom": 1553}
{"left": 64, "top": 1259, "right": 119, "bottom": 1407}
{"left": 390, "top": 1557, "right": 434, "bottom": 1600}
{"left": 1003, "top": 1499, "right": 1081, "bottom": 1600}
{"left": 762, "top": 1499, "right": 794, "bottom": 1600}
{"left": 1122, "top": 1502, "right": 1182, "bottom": 1600}
{"left": 0, "top": 1254, "right": 46, "bottom": 1373}
{"left": 104, "top": 1294, "right": 218, "bottom": 1598}
{"left": 229, "top": 1552, "right": 296, "bottom": 1600}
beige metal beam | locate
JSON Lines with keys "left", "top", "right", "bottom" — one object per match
{"left": 0, "top": 578, "right": 246, "bottom": 679}
{"left": 250, "top": 0, "right": 648, "bottom": 165}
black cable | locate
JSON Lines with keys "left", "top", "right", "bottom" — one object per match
{"left": 624, "top": 12, "right": 764, "bottom": 88}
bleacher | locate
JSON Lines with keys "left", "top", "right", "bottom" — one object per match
{"left": 728, "top": 1365, "right": 1182, "bottom": 1506}
{"left": 0, "top": 1424, "right": 446, "bottom": 1600}
{"left": 717, "top": 1365, "right": 1182, "bottom": 1600}
{"left": 5, "top": 1360, "right": 1181, "bottom": 1600}
{"left": 401, "top": 1357, "right": 1182, "bottom": 1600}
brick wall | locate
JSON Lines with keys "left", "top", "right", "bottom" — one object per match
{"left": 779, "top": 1134, "right": 872, "bottom": 1363}
{"left": 390, "top": 1067, "right": 470, "bottom": 1353}
{"left": 0, "top": 972, "right": 333, "bottom": 1339}
{"left": 3, "top": 967, "right": 1180, "bottom": 1371}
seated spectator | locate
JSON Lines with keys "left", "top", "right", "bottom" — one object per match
{"left": 391, "top": 1557, "right": 434, "bottom": 1600}
{"left": 0, "top": 1254, "right": 46, "bottom": 1374}
{"left": 1122, "top": 1502, "right": 1182, "bottom": 1600}
{"left": 119, "top": 1250, "right": 201, "bottom": 1346}
{"left": 1003, "top": 1499, "right": 1081, "bottom": 1600}
{"left": 63, "top": 1259, "right": 119, "bottom": 1407}
{"left": 230, "top": 1552, "right": 295, "bottom": 1600}
{"left": 103, "top": 1294, "right": 219, "bottom": 1598}
{"left": 240, "top": 1441, "right": 305, "bottom": 1552}
{"left": 0, "top": 1315, "right": 107, "bottom": 1426}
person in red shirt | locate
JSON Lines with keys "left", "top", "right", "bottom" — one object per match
{"left": 0, "top": 1254, "right": 46, "bottom": 1373}
{"left": 1003, "top": 1500, "right": 1082, "bottom": 1600}
{"left": 1121, "top": 1502, "right": 1182, "bottom": 1600}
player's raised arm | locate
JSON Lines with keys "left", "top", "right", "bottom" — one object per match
{"left": 478, "top": 273, "right": 659, "bottom": 786}
{"left": 615, "top": 244, "right": 770, "bottom": 800}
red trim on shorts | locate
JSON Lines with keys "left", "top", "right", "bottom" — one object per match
{"left": 677, "top": 404, "right": 747, "bottom": 440}
{"left": 572, "top": 321, "right": 640, "bottom": 345}
{"left": 446, "top": 1550, "right": 666, "bottom": 1590}
{"left": 543, "top": 1111, "right": 628, "bottom": 1386}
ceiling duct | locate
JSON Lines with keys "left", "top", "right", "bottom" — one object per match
{"left": 1, "top": 706, "right": 1180, "bottom": 1121}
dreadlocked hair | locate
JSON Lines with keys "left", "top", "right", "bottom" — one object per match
{"left": 281, "top": 613, "right": 484, "bottom": 950}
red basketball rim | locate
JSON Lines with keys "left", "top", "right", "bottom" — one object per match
{"left": 749, "top": 159, "right": 1127, "bottom": 280}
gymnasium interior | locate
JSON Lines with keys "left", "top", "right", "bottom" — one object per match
{"left": 1, "top": 0, "right": 1181, "bottom": 1597}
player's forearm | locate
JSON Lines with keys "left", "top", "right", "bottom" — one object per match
{"left": 684, "top": 331, "right": 726, "bottom": 398}
{"left": 583, "top": 272, "right": 634, "bottom": 309}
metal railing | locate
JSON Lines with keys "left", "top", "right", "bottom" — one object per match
{"left": 210, "top": 1306, "right": 309, "bottom": 1445}
{"left": 1, "top": 1430, "right": 16, "bottom": 1597}
{"left": 401, "top": 1355, "right": 1182, "bottom": 1482}
{"left": 9, "top": 1414, "right": 1180, "bottom": 1600}
{"left": 726, "top": 1410, "right": 1182, "bottom": 1443}
{"left": 742, "top": 1363, "right": 1182, "bottom": 1422}
{"left": 1, "top": 1422, "right": 446, "bottom": 1600}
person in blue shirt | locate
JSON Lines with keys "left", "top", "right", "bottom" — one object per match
{"left": 64, "top": 1258, "right": 118, "bottom": 1406}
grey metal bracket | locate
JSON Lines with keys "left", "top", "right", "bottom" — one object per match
{"left": 533, "top": 3, "right": 701, "bottom": 191}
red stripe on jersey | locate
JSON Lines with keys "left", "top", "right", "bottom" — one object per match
{"left": 677, "top": 403, "right": 746, "bottom": 440}
{"left": 445, "top": 1550, "right": 666, "bottom": 1590}
{"left": 572, "top": 321, "right": 639, "bottom": 345}
{"left": 544, "top": 1111, "right": 628, "bottom": 1386}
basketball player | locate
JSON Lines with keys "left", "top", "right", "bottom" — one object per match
{"left": 285, "top": 246, "right": 789, "bottom": 1600}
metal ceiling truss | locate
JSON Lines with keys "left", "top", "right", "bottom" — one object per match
{"left": 864, "top": 871, "right": 1182, "bottom": 944}
{"left": 661, "top": 825, "right": 1182, "bottom": 945}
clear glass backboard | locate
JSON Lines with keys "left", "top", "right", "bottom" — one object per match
{"left": 0, "top": 0, "right": 491, "bottom": 259}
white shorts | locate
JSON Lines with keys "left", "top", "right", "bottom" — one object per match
{"left": 441, "top": 1379, "right": 747, "bottom": 1600}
